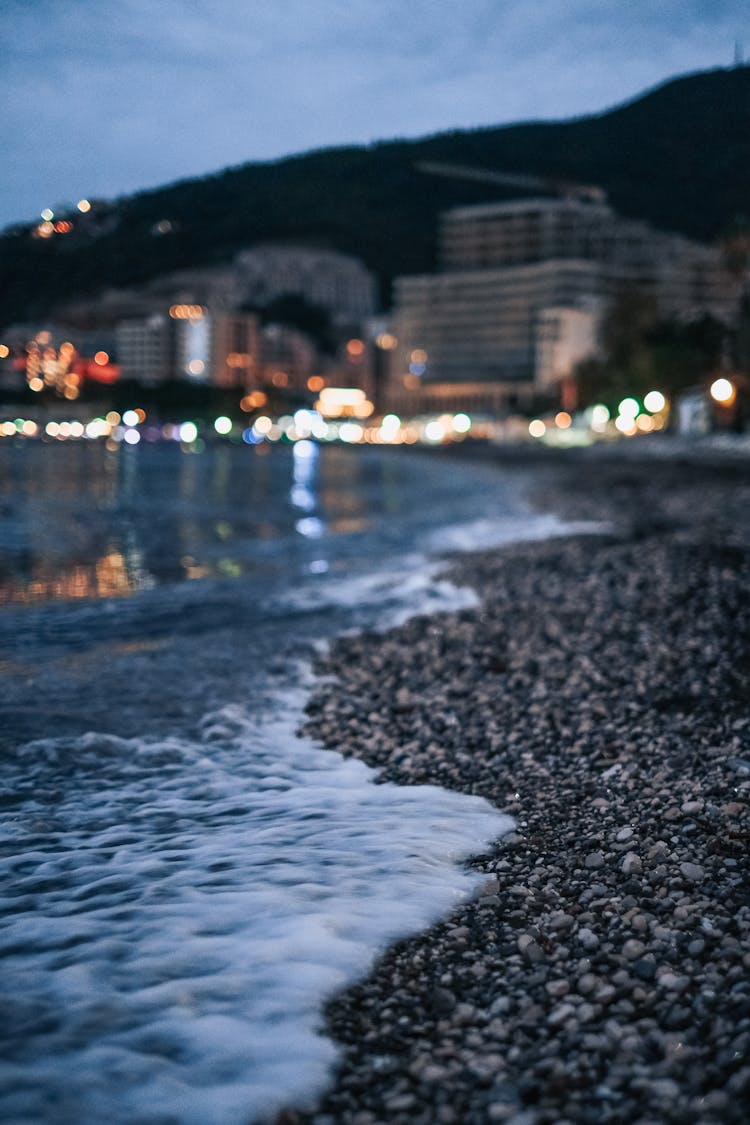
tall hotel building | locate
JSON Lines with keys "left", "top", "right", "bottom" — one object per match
{"left": 387, "top": 197, "right": 741, "bottom": 415}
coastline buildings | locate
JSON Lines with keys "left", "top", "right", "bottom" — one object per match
{"left": 115, "top": 309, "right": 315, "bottom": 391}
{"left": 386, "top": 197, "right": 742, "bottom": 415}
{"left": 85, "top": 247, "right": 379, "bottom": 393}
{"left": 234, "top": 246, "right": 377, "bottom": 326}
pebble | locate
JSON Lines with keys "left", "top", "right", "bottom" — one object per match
{"left": 577, "top": 927, "right": 599, "bottom": 951}
{"left": 291, "top": 454, "right": 750, "bottom": 1125}
{"left": 658, "top": 972, "right": 691, "bottom": 992}
{"left": 722, "top": 802, "right": 746, "bottom": 816}
{"left": 621, "top": 851, "right": 642, "bottom": 875}
{"left": 547, "top": 911, "right": 575, "bottom": 931}
{"left": 547, "top": 1002, "right": 575, "bottom": 1028}
{"left": 622, "top": 939, "right": 646, "bottom": 959}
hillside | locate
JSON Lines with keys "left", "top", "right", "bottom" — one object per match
{"left": 2, "top": 65, "right": 749, "bottom": 327}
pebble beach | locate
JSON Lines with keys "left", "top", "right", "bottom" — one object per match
{"left": 284, "top": 447, "right": 750, "bottom": 1125}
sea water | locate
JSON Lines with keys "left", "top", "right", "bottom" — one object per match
{"left": 0, "top": 442, "right": 569, "bottom": 1123}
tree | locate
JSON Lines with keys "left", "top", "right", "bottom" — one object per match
{"left": 253, "top": 294, "right": 337, "bottom": 355}
{"left": 576, "top": 289, "right": 727, "bottom": 408}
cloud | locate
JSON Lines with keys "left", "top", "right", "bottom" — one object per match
{"left": 0, "top": 0, "right": 746, "bottom": 226}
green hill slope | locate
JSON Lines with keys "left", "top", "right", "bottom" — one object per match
{"left": 2, "top": 65, "right": 749, "bottom": 327}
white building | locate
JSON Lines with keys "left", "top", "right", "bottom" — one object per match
{"left": 116, "top": 310, "right": 261, "bottom": 387}
{"left": 535, "top": 304, "right": 601, "bottom": 390}
{"left": 116, "top": 315, "right": 175, "bottom": 385}
{"left": 388, "top": 197, "right": 742, "bottom": 413}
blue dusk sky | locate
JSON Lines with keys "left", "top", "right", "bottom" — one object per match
{"left": 0, "top": 0, "right": 746, "bottom": 230}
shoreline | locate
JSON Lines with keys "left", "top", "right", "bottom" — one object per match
{"left": 282, "top": 449, "right": 750, "bottom": 1125}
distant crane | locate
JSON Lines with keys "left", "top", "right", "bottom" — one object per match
{"left": 415, "top": 160, "right": 607, "bottom": 205}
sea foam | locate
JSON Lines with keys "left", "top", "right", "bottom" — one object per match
{"left": 1, "top": 696, "right": 512, "bottom": 1124}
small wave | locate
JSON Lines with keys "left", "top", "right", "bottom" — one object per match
{"left": 1, "top": 699, "right": 512, "bottom": 1124}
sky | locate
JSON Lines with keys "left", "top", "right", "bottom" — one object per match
{"left": 1, "top": 0, "right": 746, "bottom": 230}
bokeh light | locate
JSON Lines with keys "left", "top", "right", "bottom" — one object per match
{"left": 710, "top": 377, "right": 735, "bottom": 404}
{"left": 643, "top": 390, "right": 666, "bottom": 413}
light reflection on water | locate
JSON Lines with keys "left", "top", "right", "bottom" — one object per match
{"left": 0, "top": 442, "right": 376, "bottom": 605}
{"left": 0, "top": 440, "right": 562, "bottom": 611}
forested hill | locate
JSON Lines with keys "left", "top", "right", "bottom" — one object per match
{"left": 2, "top": 64, "right": 749, "bottom": 325}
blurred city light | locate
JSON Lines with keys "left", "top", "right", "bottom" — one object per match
{"left": 452, "top": 413, "right": 471, "bottom": 434}
{"left": 309, "top": 414, "right": 329, "bottom": 439}
{"left": 589, "top": 404, "right": 610, "bottom": 431}
{"left": 380, "top": 414, "right": 401, "bottom": 441}
{"left": 179, "top": 421, "right": 198, "bottom": 443}
{"left": 643, "top": 389, "right": 666, "bottom": 413}
{"left": 424, "top": 420, "right": 446, "bottom": 443}
{"left": 169, "top": 304, "right": 204, "bottom": 319}
{"left": 710, "top": 377, "right": 735, "bottom": 404}
{"left": 528, "top": 419, "right": 546, "bottom": 438}
{"left": 339, "top": 421, "right": 364, "bottom": 443}
{"left": 240, "top": 391, "right": 267, "bottom": 411}
{"left": 293, "top": 439, "right": 317, "bottom": 460}
{"left": 213, "top": 416, "right": 232, "bottom": 435}
{"left": 317, "top": 387, "right": 367, "bottom": 418}
{"left": 293, "top": 409, "right": 315, "bottom": 437}
{"left": 618, "top": 397, "right": 640, "bottom": 419}
{"left": 295, "top": 517, "right": 324, "bottom": 538}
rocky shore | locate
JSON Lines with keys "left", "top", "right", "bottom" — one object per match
{"left": 281, "top": 449, "right": 750, "bottom": 1125}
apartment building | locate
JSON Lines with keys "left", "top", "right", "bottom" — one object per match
{"left": 388, "top": 197, "right": 741, "bottom": 414}
{"left": 116, "top": 315, "right": 175, "bottom": 385}
{"left": 116, "top": 310, "right": 262, "bottom": 387}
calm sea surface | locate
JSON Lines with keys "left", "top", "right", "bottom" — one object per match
{"left": 0, "top": 442, "right": 563, "bottom": 1123}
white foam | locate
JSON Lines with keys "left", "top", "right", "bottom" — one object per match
{"left": 1, "top": 698, "right": 511, "bottom": 1124}
{"left": 280, "top": 552, "right": 479, "bottom": 631}
{"left": 279, "top": 513, "right": 609, "bottom": 633}
{"left": 425, "top": 512, "right": 610, "bottom": 554}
